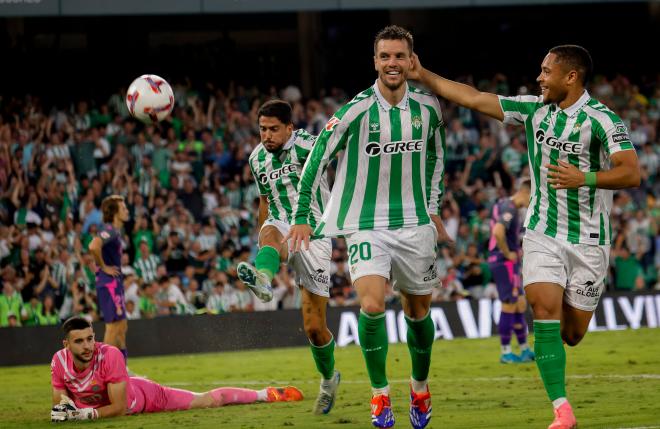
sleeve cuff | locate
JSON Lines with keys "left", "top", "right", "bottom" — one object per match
{"left": 294, "top": 215, "right": 309, "bottom": 225}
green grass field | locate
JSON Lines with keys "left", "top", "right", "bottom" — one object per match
{"left": 2, "top": 328, "right": 659, "bottom": 429}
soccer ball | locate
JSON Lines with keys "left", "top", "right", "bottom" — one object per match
{"left": 126, "top": 74, "right": 174, "bottom": 123}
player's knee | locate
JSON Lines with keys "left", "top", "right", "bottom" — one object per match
{"left": 361, "top": 302, "right": 385, "bottom": 314}
{"left": 562, "top": 330, "right": 584, "bottom": 347}
{"left": 194, "top": 392, "right": 217, "bottom": 408}
{"left": 304, "top": 323, "right": 328, "bottom": 345}
{"left": 530, "top": 304, "right": 560, "bottom": 320}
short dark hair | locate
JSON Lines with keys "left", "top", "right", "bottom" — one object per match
{"left": 101, "top": 195, "right": 124, "bottom": 223}
{"left": 257, "top": 100, "right": 292, "bottom": 125}
{"left": 374, "top": 25, "right": 414, "bottom": 55}
{"left": 548, "top": 45, "right": 593, "bottom": 86}
{"left": 62, "top": 316, "right": 91, "bottom": 338}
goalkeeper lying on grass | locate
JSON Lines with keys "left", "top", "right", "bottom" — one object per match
{"left": 51, "top": 317, "right": 302, "bottom": 422}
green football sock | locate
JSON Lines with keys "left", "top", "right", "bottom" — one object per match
{"left": 358, "top": 311, "right": 389, "bottom": 389}
{"left": 533, "top": 320, "right": 566, "bottom": 401}
{"left": 310, "top": 336, "right": 335, "bottom": 380}
{"left": 406, "top": 311, "right": 435, "bottom": 382}
{"left": 254, "top": 245, "right": 280, "bottom": 281}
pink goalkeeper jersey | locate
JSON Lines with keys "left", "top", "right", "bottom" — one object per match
{"left": 50, "top": 342, "right": 137, "bottom": 412}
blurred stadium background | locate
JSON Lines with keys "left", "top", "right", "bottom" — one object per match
{"left": 0, "top": 0, "right": 659, "bottom": 426}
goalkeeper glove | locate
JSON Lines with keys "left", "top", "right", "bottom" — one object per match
{"left": 51, "top": 395, "right": 98, "bottom": 422}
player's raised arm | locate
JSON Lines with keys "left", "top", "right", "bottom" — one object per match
{"left": 410, "top": 54, "right": 504, "bottom": 121}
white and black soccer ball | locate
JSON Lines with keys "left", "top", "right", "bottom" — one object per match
{"left": 125, "top": 74, "right": 174, "bottom": 124}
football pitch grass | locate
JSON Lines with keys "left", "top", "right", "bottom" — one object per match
{"left": 2, "top": 328, "right": 659, "bottom": 429}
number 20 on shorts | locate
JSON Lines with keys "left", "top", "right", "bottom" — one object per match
{"left": 349, "top": 242, "right": 372, "bottom": 265}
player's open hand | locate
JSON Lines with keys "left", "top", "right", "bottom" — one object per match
{"left": 546, "top": 160, "right": 586, "bottom": 189}
{"left": 101, "top": 265, "right": 120, "bottom": 277}
{"left": 431, "top": 214, "right": 454, "bottom": 246}
{"left": 283, "top": 224, "right": 312, "bottom": 252}
{"left": 408, "top": 53, "right": 424, "bottom": 82}
{"left": 506, "top": 251, "right": 518, "bottom": 262}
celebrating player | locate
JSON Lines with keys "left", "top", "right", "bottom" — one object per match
{"left": 488, "top": 179, "right": 534, "bottom": 364}
{"left": 286, "top": 26, "right": 448, "bottom": 429}
{"left": 411, "top": 46, "right": 640, "bottom": 428}
{"left": 88, "top": 195, "right": 130, "bottom": 362}
{"left": 50, "top": 317, "right": 302, "bottom": 421}
{"left": 237, "top": 100, "right": 340, "bottom": 415}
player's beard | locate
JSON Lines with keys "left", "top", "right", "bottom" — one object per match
{"left": 380, "top": 69, "right": 407, "bottom": 91}
{"left": 73, "top": 350, "right": 94, "bottom": 364}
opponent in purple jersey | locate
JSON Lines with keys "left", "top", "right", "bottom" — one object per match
{"left": 51, "top": 317, "right": 303, "bottom": 422}
{"left": 488, "top": 180, "right": 534, "bottom": 364}
{"left": 88, "top": 196, "right": 129, "bottom": 363}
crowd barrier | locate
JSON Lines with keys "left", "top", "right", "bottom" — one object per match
{"left": 2, "top": 290, "right": 659, "bottom": 366}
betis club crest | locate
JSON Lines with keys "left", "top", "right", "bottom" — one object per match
{"left": 412, "top": 115, "right": 423, "bottom": 130}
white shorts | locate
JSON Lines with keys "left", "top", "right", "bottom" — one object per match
{"left": 522, "top": 229, "right": 610, "bottom": 312}
{"left": 345, "top": 224, "right": 439, "bottom": 295}
{"left": 261, "top": 219, "right": 331, "bottom": 297}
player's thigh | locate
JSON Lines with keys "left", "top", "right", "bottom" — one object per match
{"left": 345, "top": 231, "right": 391, "bottom": 284}
{"left": 515, "top": 295, "right": 528, "bottom": 313}
{"left": 522, "top": 231, "right": 567, "bottom": 288}
{"left": 490, "top": 261, "right": 521, "bottom": 304}
{"left": 259, "top": 220, "right": 288, "bottom": 261}
{"left": 354, "top": 274, "right": 389, "bottom": 313}
{"left": 129, "top": 377, "right": 193, "bottom": 413}
{"left": 290, "top": 238, "right": 332, "bottom": 298}
{"left": 564, "top": 243, "right": 609, "bottom": 312}
{"left": 389, "top": 224, "right": 439, "bottom": 295}
{"left": 97, "top": 287, "right": 126, "bottom": 324}
{"left": 301, "top": 287, "right": 329, "bottom": 327}
{"left": 560, "top": 300, "right": 593, "bottom": 346}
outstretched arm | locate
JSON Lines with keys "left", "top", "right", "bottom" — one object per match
{"left": 410, "top": 54, "right": 504, "bottom": 121}
{"left": 95, "top": 381, "right": 127, "bottom": 418}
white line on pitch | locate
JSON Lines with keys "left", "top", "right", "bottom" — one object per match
{"left": 612, "top": 426, "right": 660, "bottom": 429}
{"left": 165, "top": 373, "right": 660, "bottom": 387}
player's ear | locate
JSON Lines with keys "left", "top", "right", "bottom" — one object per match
{"left": 566, "top": 69, "right": 578, "bottom": 86}
{"left": 374, "top": 55, "right": 378, "bottom": 72}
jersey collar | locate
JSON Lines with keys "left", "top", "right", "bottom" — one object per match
{"left": 373, "top": 79, "right": 410, "bottom": 112}
{"left": 282, "top": 131, "right": 295, "bottom": 151}
{"left": 558, "top": 90, "right": 590, "bottom": 118}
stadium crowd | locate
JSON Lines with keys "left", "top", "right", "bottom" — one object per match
{"left": 0, "top": 73, "right": 659, "bottom": 327}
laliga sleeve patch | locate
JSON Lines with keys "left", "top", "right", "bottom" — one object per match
{"left": 324, "top": 116, "right": 340, "bottom": 132}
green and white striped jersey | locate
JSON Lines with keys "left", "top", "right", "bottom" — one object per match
{"left": 499, "top": 91, "right": 635, "bottom": 245}
{"left": 248, "top": 129, "right": 329, "bottom": 228}
{"left": 294, "top": 81, "right": 446, "bottom": 237}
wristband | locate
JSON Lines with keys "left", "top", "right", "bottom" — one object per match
{"left": 584, "top": 171, "right": 597, "bottom": 188}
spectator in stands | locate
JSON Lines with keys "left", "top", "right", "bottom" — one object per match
{"left": 0, "top": 74, "right": 657, "bottom": 329}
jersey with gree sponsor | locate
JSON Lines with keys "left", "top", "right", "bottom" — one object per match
{"left": 51, "top": 342, "right": 137, "bottom": 411}
{"left": 294, "top": 81, "right": 446, "bottom": 237}
{"left": 248, "top": 129, "right": 329, "bottom": 229}
{"left": 98, "top": 224, "right": 122, "bottom": 271}
{"left": 488, "top": 197, "right": 521, "bottom": 263}
{"left": 498, "top": 91, "right": 635, "bottom": 245}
